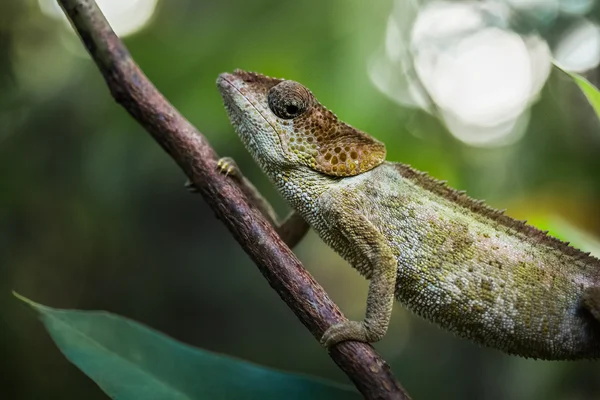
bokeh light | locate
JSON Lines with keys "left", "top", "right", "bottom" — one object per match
{"left": 39, "top": 0, "right": 159, "bottom": 37}
{"left": 370, "top": 0, "right": 599, "bottom": 147}
{"left": 559, "top": 0, "right": 595, "bottom": 15}
{"left": 554, "top": 19, "right": 600, "bottom": 72}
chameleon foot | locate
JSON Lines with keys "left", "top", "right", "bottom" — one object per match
{"left": 185, "top": 157, "right": 240, "bottom": 193}
{"left": 217, "top": 157, "right": 240, "bottom": 178}
{"left": 320, "top": 320, "right": 374, "bottom": 348}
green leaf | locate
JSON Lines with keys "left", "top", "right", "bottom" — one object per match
{"left": 14, "top": 293, "right": 359, "bottom": 400}
{"left": 555, "top": 64, "right": 600, "bottom": 121}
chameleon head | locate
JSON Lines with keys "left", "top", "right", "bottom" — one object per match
{"left": 217, "top": 70, "right": 386, "bottom": 177}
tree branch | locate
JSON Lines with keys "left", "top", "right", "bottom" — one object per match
{"left": 56, "top": 0, "right": 410, "bottom": 398}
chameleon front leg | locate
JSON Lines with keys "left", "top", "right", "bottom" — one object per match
{"left": 215, "top": 157, "right": 310, "bottom": 248}
{"left": 321, "top": 214, "right": 398, "bottom": 348}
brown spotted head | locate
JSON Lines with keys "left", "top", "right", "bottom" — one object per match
{"left": 217, "top": 70, "right": 386, "bottom": 177}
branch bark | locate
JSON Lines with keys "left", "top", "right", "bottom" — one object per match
{"left": 56, "top": 1, "right": 410, "bottom": 398}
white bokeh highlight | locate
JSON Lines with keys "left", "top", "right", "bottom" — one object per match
{"left": 39, "top": 0, "right": 159, "bottom": 37}
{"left": 554, "top": 19, "right": 600, "bottom": 73}
{"left": 559, "top": 0, "right": 595, "bottom": 15}
{"left": 369, "top": 0, "right": 598, "bottom": 148}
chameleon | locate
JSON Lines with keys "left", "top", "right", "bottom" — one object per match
{"left": 215, "top": 69, "right": 600, "bottom": 360}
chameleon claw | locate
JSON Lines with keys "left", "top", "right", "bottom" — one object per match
{"left": 190, "top": 157, "right": 240, "bottom": 191}
{"left": 216, "top": 157, "right": 239, "bottom": 178}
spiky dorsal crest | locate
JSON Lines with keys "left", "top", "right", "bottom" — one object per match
{"left": 395, "top": 163, "right": 600, "bottom": 268}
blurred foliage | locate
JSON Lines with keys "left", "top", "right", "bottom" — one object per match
{"left": 562, "top": 67, "right": 600, "bottom": 120}
{"left": 1, "top": 0, "right": 600, "bottom": 399}
{"left": 15, "top": 293, "right": 359, "bottom": 400}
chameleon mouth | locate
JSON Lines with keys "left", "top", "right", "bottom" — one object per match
{"left": 216, "top": 72, "right": 272, "bottom": 128}
{"left": 216, "top": 72, "right": 236, "bottom": 93}
{"left": 216, "top": 71, "right": 283, "bottom": 148}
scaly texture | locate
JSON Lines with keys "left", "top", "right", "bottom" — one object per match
{"left": 218, "top": 69, "right": 600, "bottom": 360}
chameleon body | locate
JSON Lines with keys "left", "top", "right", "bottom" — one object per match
{"left": 217, "top": 69, "right": 600, "bottom": 360}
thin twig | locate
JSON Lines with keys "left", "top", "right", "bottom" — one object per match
{"left": 56, "top": 1, "right": 410, "bottom": 398}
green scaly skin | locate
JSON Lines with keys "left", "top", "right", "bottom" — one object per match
{"left": 217, "top": 69, "right": 600, "bottom": 360}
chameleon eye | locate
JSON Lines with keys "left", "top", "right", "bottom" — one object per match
{"left": 267, "top": 80, "right": 312, "bottom": 119}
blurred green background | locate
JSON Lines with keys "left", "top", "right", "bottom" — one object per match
{"left": 2, "top": 0, "right": 600, "bottom": 399}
